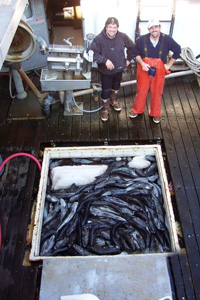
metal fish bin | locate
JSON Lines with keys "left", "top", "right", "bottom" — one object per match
{"left": 30, "top": 145, "right": 180, "bottom": 261}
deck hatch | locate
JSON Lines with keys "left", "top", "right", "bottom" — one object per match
{"left": 30, "top": 144, "right": 179, "bottom": 261}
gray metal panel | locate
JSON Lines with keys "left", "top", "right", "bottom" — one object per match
{"left": 40, "top": 78, "right": 91, "bottom": 91}
{"left": 40, "top": 255, "right": 173, "bottom": 300}
{"left": 0, "top": 0, "right": 28, "bottom": 70}
{"left": 40, "top": 69, "right": 90, "bottom": 91}
{"left": 20, "top": 0, "right": 49, "bottom": 71}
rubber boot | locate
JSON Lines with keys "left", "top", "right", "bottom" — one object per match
{"left": 101, "top": 99, "right": 109, "bottom": 121}
{"left": 109, "top": 90, "right": 121, "bottom": 111}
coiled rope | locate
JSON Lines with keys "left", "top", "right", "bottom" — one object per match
{"left": 180, "top": 47, "right": 200, "bottom": 77}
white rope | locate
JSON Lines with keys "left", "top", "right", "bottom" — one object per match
{"left": 180, "top": 47, "right": 200, "bottom": 77}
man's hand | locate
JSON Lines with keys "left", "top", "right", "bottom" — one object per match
{"left": 141, "top": 61, "right": 150, "bottom": 71}
{"left": 106, "top": 59, "right": 115, "bottom": 70}
{"left": 136, "top": 55, "right": 150, "bottom": 72}
{"left": 164, "top": 57, "right": 176, "bottom": 71}
{"left": 126, "top": 60, "right": 130, "bottom": 68}
{"left": 164, "top": 63, "right": 171, "bottom": 70}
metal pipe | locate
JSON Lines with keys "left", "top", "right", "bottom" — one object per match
{"left": 73, "top": 69, "right": 194, "bottom": 97}
{"left": 11, "top": 69, "right": 27, "bottom": 99}
{"left": 35, "top": 35, "right": 48, "bottom": 55}
{"left": 165, "top": 69, "right": 194, "bottom": 78}
{"left": 64, "top": 90, "right": 73, "bottom": 112}
{"left": 73, "top": 88, "right": 95, "bottom": 97}
{"left": 43, "top": 92, "right": 55, "bottom": 118}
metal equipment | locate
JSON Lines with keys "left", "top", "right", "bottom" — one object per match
{"left": 20, "top": 0, "right": 50, "bottom": 72}
{"left": 1, "top": 0, "right": 50, "bottom": 119}
{"left": 40, "top": 33, "right": 95, "bottom": 116}
{"left": 4, "top": 15, "right": 49, "bottom": 116}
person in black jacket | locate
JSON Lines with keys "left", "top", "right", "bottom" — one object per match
{"left": 90, "top": 17, "right": 134, "bottom": 121}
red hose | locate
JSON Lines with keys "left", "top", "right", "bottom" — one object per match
{"left": 0, "top": 152, "right": 42, "bottom": 250}
{"left": 0, "top": 152, "right": 42, "bottom": 173}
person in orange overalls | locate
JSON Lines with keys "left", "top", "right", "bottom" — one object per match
{"left": 130, "top": 19, "right": 181, "bottom": 123}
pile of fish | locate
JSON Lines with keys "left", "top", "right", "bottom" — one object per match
{"left": 40, "top": 156, "right": 171, "bottom": 256}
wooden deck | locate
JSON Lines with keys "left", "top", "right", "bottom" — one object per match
{"left": 0, "top": 71, "right": 200, "bottom": 299}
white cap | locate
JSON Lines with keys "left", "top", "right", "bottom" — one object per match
{"left": 147, "top": 19, "right": 160, "bottom": 29}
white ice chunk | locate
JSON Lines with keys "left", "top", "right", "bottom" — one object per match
{"left": 51, "top": 165, "right": 108, "bottom": 190}
{"left": 60, "top": 294, "right": 100, "bottom": 300}
{"left": 128, "top": 155, "right": 151, "bottom": 169}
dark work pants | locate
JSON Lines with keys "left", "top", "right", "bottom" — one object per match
{"left": 100, "top": 72, "right": 123, "bottom": 100}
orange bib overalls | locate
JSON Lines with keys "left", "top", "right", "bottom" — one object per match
{"left": 132, "top": 34, "right": 170, "bottom": 117}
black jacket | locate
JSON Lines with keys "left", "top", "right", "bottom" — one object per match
{"left": 90, "top": 28, "right": 134, "bottom": 75}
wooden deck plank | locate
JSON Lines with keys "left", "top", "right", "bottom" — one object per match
{"left": 163, "top": 78, "right": 200, "bottom": 295}
{"left": 160, "top": 86, "right": 197, "bottom": 293}
{"left": 90, "top": 95, "right": 101, "bottom": 142}
{"left": 10, "top": 120, "right": 27, "bottom": 151}
{"left": 161, "top": 95, "right": 200, "bottom": 299}
{"left": 60, "top": 113, "right": 73, "bottom": 143}
{"left": 46, "top": 101, "right": 62, "bottom": 142}
{"left": 190, "top": 79, "right": 200, "bottom": 119}
{"left": 126, "top": 94, "right": 139, "bottom": 140}
{"left": 80, "top": 94, "right": 92, "bottom": 142}
{"left": 165, "top": 119, "right": 200, "bottom": 249}
{"left": 21, "top": 120, "right": 39, "bottom": 154}
{"left": 177, "top": 118, "right": 200, "bottom": 201}
{"left": 168, "top": 255, "right": 188, "bottom": 300}
{"left": 0, "top": 121, "right": 11, "bottom": 151}
{"left": 3, "top": 121, "right": 19, "bottom": 152}
{"left": 71, "top": 113, "right": 82, "bottom": 142}
{"left": 0, "top": 75, "right": 11, "bottom": 124}
{"left": 162, "top": 81, "right": 177, "bottom": 117}
{"left": 160, "top": 123, "right": 197, "bottom": 299}
{"left": 118, "top": 93, "right": 129, "bottom": 141}
{"left": 0, "top": 158, "right": 29, "bottom": 300}
{"left": 7, "top": 161, "right": 39, "bottom": 300}
{"left": 179, "top": 253, "right": 197, "bottom": 299}
{"left": 181, "top": 79, "right": 200, "bottom": 161}
{"left": 144, "top": 94, "right": 163, "bottom": 140}
{"left": 167, "top": 78, "right": 184, "bottom": 118}
{"left": 126, "top": 90, "right": 156, "bottom": 141}
{"left": 20, "top": 266, "right": 40, "bottom": 300}
{"left": 99, "top": 116, "right": 110, "bottom": 142}
{"left": 33, "top": 120, "right": 48, "bottom": 154}
{"left": 108, "top": 104, "right": 120, "bottom": 141}
{"left": 138, "top": 114, "right": 151, "bottom": 141}
{"left": 1, "top": 73, "right": 200, "bottom": 299}
{"left": 175, "top": 78, "right": 194, "bottom": 117}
